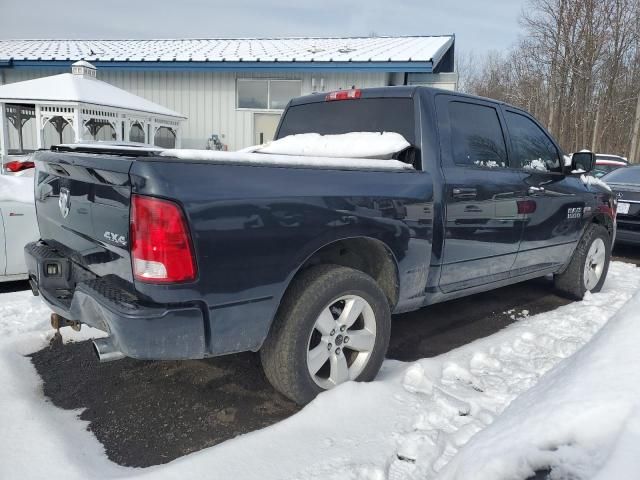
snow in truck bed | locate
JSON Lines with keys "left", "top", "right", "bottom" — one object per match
{"left": 161, "top": 132, "right": 414, "bottom": 170}
{"left": 1, "top": 261, "right": 640, "bottom": 479}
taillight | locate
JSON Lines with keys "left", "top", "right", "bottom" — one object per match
{"left": 597, "top": 203, "right": 616, "bottom": 219}
{"left": 130, "top": 195, "right": 197, "bottom": 283}
{"left": 517, "top": 199, "right": 537, "bottom": 214}
{"left": 5, "top": 160, "right": 35, "bottom": 172}
{"left": 325, "top": 89, "right": 361, "bottom": 101}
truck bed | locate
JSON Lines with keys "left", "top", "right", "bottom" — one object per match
{"left": 29, "top": 145, "right": 433, "bottom": 359}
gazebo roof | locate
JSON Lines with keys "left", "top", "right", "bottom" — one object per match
{"left": 0, "top": 70, "right": 185, "bottom": 118}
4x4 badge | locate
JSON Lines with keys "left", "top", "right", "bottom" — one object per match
{"left": 104, "top": 231, "right": 127, "bottom": 246}
{"left": 59, "top": 188, "right": 70, "bottom": 218}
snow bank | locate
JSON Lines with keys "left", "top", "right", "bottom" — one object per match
{"left": 439, "top": 279, "right": 640, "bottom": 480}
{"left": 0, "top": 175, "right": 34, "bottom": 203}
{"left": 252, "top": 132, "right": 411, "bottom": 159}
{"left": 1, "top": 262, "right": 639, "bottom": 479}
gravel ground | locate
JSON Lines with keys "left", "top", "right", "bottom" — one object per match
{"left": 26, "top": 249, "right": 638, "bottom": 468}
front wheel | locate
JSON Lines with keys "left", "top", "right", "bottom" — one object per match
{"left": 554, "top": 224, "right": 611, "bottom": 299}
{"left": 260, "top": 265, "right": 391, "bottom": 405}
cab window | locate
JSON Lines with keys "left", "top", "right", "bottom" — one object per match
{"left": 505, "top": 111, "right": 561, "bottom": 172}
{"left": 448, "top": 101, "right": 508, "bottom": 168}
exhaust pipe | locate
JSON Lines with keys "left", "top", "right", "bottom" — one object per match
{"left": 93, "top": 337, "right": 125, "bottom": 363}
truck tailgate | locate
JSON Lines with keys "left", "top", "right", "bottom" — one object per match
{"left": 34, "top": 150, "right": 134, "bottom": 282}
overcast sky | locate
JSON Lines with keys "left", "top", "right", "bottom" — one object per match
{"left": 1, "top": 0, "right": 525, "bottom": 54}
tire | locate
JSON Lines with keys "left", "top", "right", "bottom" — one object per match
{"left": 554, "top": 224, "right": 611, "bottom": 299}
{"left": 260, "top": 264, "right": 391, "bottom": 405}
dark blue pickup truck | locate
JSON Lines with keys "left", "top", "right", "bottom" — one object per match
{"left": 25, "top": 86, "right": 616, "bottom": 404}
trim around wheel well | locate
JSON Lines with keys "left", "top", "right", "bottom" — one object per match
{"left": 591, "top": 212, "right": 614, "bottom": 237}
{"left": 294, "top": 237, "right": 400, "bottom": 309}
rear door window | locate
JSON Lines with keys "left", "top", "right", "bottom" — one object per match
{"left": 448, "top": 101, "right": 508, "bottom": 168}
{"left": 505, "top": 111, "right": 561, "bottom": 172}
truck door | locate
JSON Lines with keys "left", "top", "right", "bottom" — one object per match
{"left": 436, "top": 96, "right": 527, "bottom": 292}
{"left": 502, "top": 109, "right": 587, "bottom": 273}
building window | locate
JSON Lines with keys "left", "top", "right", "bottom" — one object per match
{"left": 270, "top": 80, "right": 301, "bottom": 110}
{"left": 237, "top": 79, "right": 301, "bottom": 110}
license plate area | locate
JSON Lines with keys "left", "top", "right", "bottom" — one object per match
{"left": 26, "top": 242, "right": 97, "bottom": 301}
{"left": 617, "top": 202, "right": 630, "bottom": 215}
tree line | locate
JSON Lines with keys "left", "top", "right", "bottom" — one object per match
{"left": 460, "top": 0, "right": 640, "bottom": 162}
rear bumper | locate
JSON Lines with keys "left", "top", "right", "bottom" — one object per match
{"left": 25, "top": 241, "right": 207, "bottom": 360}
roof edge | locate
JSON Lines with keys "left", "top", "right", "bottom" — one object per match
{"left": 3, "top": 60, "right": 435, "bottom": 73}
{"left": 0, "top": 34, "right": 455, "bottom": 42}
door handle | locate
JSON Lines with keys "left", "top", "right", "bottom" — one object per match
{"left": 452, "top": 187, "right": 477, "bottom": 200}
{"left": 528, "top": 186, "right": 545, "bottom": 194}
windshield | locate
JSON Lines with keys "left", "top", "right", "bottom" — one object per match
{"left": 602, "top": 166, "right": 640, "bottom": 184}
{"left": 592, "top": 164, "right": 624, "bottom": 178}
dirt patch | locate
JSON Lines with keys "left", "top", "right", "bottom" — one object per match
{"left": 30, "top": 340, "right": 299, "bottom": 467}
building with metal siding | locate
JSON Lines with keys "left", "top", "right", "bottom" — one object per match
{"left": 0, "top": 37, "right": 457, "bottom": 150}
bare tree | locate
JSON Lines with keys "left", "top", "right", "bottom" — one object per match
{"left": 465, "top": 0, "right": 640, "bottom": 161}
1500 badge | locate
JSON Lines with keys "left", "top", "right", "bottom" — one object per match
{"left": 104, "top": 231, "right": 127, "bottom": 246}
{"left": 567, "top": 207, "right": 583, "bottom": 219}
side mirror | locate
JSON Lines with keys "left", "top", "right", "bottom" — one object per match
{"left": 571, "top": 151, "right": 595, "bottom": 173}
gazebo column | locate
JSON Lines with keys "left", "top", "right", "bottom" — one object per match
{"left": 123, "top": 118, "right": 131, "bottom": 142}
{"left": 175, "top": 127, "right": 182, "bottom": 149}
{"left": 34, "top": 106, "right": 43, "bottom": 149}
{"left": 73, "top": 108, "right": 81, "bottom": 142}
{"left": 0, "top": 103, "right": 8, "bottom": 159}
{"left": 115, "top": 119, "right": 123, "bottom": 142}
{"left": 149, "top": 119, "right": 156, "bottom": 147}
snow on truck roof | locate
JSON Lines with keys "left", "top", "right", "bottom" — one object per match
{"left": 0, "top": 36, "right": 454, "bottom": 65}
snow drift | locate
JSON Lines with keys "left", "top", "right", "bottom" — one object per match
{"left": 0, "top": 175, "right": 35, "bottom": 203}
{"left": 438, "top": 282, "right": 640, "bottom": 480}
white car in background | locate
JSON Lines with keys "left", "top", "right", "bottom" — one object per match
{"left": 0, "top": 174, "right": 39, "bottom": 282}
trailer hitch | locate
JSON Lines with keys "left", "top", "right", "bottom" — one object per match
{"left": 50, "top": 313, "right": 81, "bottom": 332}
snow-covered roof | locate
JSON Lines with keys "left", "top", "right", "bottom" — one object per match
{"left": 0, "top": 72, "right": 185, "bottom": 118}
{"left": 0, "top": 36, "right": 454, "bottom": 65}
{"left": 72, "top": 60, "right": 96, "bottom": 70}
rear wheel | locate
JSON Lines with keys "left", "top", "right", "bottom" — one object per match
{"left": 260, "top": 265, "right": 391, "bottom": 405}
{"left": 554, "top": 224, "right": 611, "bottom": 299}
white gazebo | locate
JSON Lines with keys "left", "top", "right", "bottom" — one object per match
{"left": 0, "top": 61, "right": 186, "bottom": 166}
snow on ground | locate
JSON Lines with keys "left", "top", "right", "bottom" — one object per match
{"left": 1, "top": 261, "right": 639, "bottom": 479}
{"left": 438, "top": 280, "right": 640, "bottom": 480}
{"left": 0, "top": 174, "right": 34, "bottom": 203}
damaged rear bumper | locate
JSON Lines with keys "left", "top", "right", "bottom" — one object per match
{"left": 24, "top": 241, "right": 207, "bottom": 360}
